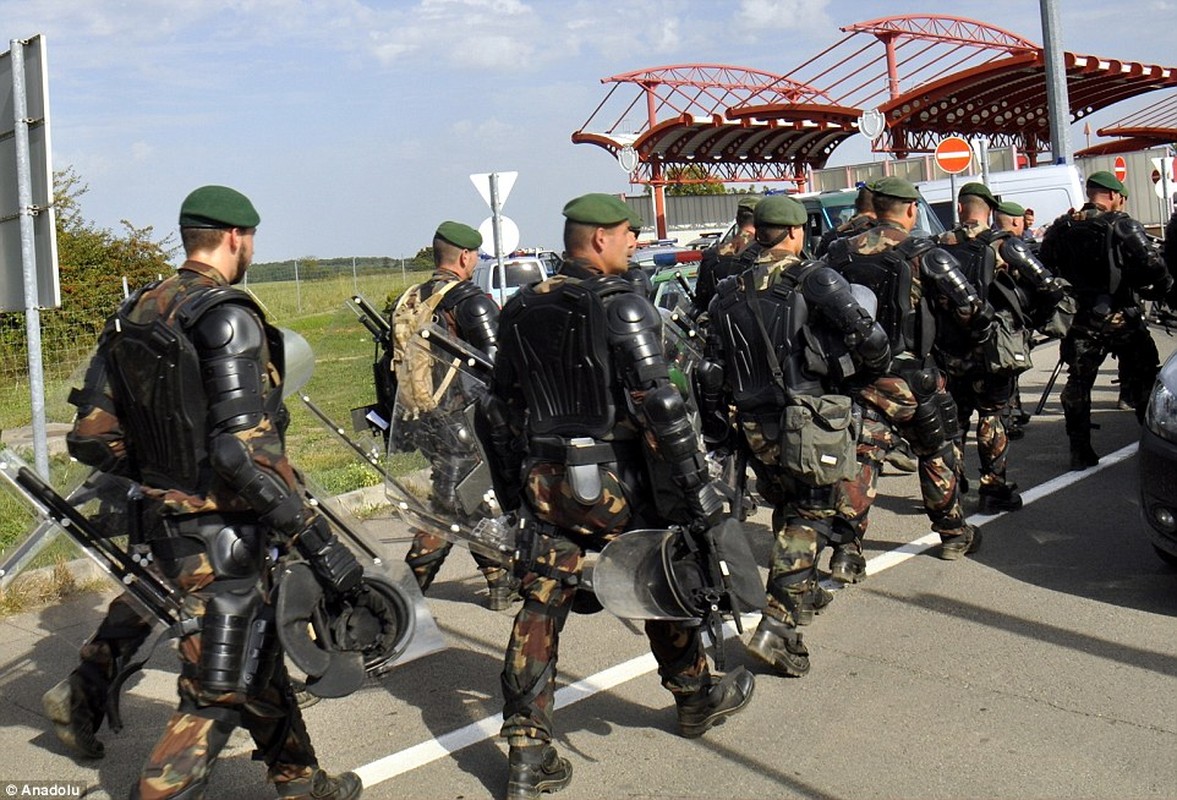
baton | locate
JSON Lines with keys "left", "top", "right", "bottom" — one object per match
{"left": 1034, "top": 357, "right": 1065, "bottom": 416}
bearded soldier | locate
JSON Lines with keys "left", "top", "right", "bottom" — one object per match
{"left": 62, "top": 186, "right": 361, "bottom": 799}
{"left": 1039, "top": 171, "right": 1173, "bottom": 469}
{"left": 703, "top": 195, "right": 891, "bottom": 676}
{"left": 824, "top": 176, "right": 994, "bottom": 567}
{"left": 483, "top": 192, "right": 754, "bottom": 799}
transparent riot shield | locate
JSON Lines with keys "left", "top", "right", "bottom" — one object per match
{"left": 383, "top": 323, "right": 515, "bottom": 565}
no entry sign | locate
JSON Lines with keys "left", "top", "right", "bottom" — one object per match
{"left": 935, "top": 136, "right": 973, "bottom": 175}
{"left": 1113, "top": 155, "right": 1127, "bottom": 183}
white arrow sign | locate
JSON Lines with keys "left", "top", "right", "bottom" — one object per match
{"left": 470, "top": 171, "right": 518, "bottom": 209}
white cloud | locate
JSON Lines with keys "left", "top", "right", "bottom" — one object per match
{"left": 733, "top": 0, "right": 832, "bottom": 38}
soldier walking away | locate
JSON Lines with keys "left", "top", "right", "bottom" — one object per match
{"left": 703, "top": 196, "right": 890, "bottom": 677}
{"left": 692, "top": 195, "right": 760, "bottom": 316}
{"left": 825, "top": 177, "right": 994, "bottom": 563}
{"left": 936, "top": 187, "right": 1071, "bottom": 513}
{"left": 61, "top": 186, "right": 361, "bottom": 799}
{"left": 1039, "top": 171, "right": 1174, "bottom": 470}
{"left": 483, "top": 193, "right": 754, "bottom": 799}
{"left": 393, "top": 221, "right": 521, "bottom": 610}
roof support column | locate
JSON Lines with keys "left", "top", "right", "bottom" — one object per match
{"left": 881, "top": 33, "right": 909, "bottom": 159}
{"left": 644, "top": 80, "right": 668, "bottom": 238}
{"left": 1040, "top": 0, "right": 1074, "bottom": 164}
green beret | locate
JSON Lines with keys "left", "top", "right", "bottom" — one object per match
{"left": 754, "top": 195, "right": 807, "bottom": 227}
{"left": 737, "top": 195, "right": 762, "bottom": 212}
{"left": 996, "top": 200, "right": 1025, "bottom": 218}
{"left": 1087, "top": 170, "right": 1127, "bottom": 197}
{"left": 435, "top": 221, "right": 482, "bottom": 250}
{"left": 869, "top": 176, "right": 920, "bottom": 201}
{"left": 627, "top": 208, "right": 644, "bottom": 231}
{"left": 178, "top": 185, "right": 260, "bottom": 229}
{"left": 958, "top": 182, "right": 998, "bottom": 208}
{"left": 562, "top": 193, "right": 631, "bottom": 226}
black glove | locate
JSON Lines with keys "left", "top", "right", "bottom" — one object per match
{"left": 684, "top": 480, "right": 726, "bottom": 535}
{"left": 967, "top": 300, "right": 997, "bottom": 343}
{"left": 295, "top": 516, "right": 364, "bottom": 596}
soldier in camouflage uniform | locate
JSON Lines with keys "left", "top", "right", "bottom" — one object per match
{"left": 483, "top": 193, "right": 754, "bottom": 799}
{"left": 692, "top": 195, "right": 760, "bottom": 315}
{"left": 813, "top": 183, "right": 877, "bottom": 259}
{"left": 62, "top": 186, "right": 361, "bottom": 800}
{"left": 396, "top": 221, "right": 520, "bottom": 610}
{"left": 937, "top": 188, "right": 1072, "bottom": 512}
{"left": 825, "top": 177, "right": 994, "bottom": 568}
{"left": 704, "top": 196, "right": 891, "bottom": 677}
{"left": 1039, "top": 171, "right": 1174, "bottom": 470}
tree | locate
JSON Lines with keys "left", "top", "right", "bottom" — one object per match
{"left": 665, "top": 165, "right": 726, "bottom": 196}
{"left": 0, "top": 167, "right": 177, "bottom": 376}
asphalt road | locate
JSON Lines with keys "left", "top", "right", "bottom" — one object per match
{"left": 1, "top": 336, "right": 1175, "bottom": 800}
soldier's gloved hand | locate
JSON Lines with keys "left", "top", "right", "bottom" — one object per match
{"left": 296, "top": 516, "right": 364, "bottom": 596}
{"left": 967, "top": 301, "right": 996, "bottom": 343}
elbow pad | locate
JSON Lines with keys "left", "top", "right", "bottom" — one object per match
{"left": 922, "top": 247, "right": 980, "bottom": 311}
{"left": 1114, "top": 218, "right": 1169, "bottom": 289}
{"left": 999, "top": 237, "right": 1055, "bottom": 290}
{"left": 455, "top": 293, "right": 500, "bottom": 361}
{"left": 802, "top": 266, "right": 876, "bottom": 344}
{"left": 210, "top": 434, "right": 307, "bottom": 538}
{"left": 857, "top": 323, "right": 892, "bottom": 374}
{"left": 642, "top": 383, "right": 705, "bottom": 482}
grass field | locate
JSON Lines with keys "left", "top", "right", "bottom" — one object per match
{"left": 1, "top": 268, "right": 432, "bottom": 567}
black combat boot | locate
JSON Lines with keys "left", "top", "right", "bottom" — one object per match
{"left": 795, "top": 584, "right": 834, "bottom": 626}
{"left": 42, "top": 673, "right": 104, "bottom": 759}
{"left": 938, "top": 523, "right": 982, "bottom": 561}
{"left": 506, "top": 744, "right": 572, "bottom": 799}
{"left": 828, "top": 549, "right": 867, "bottom": 585}
{"left": 675, "top": 666, "right": 755, "bottom": 738}
{"left": 746, "top": 615, "right": 810, "bottom": 677}
{"left": 277, "top": 768, "right": 363, "bottom": 800}
{"left": 1069, "top": 439, "right": 1100, "bottom": 471}
{"left": 977, "top": 482, "right": 1023, "bottom": 514}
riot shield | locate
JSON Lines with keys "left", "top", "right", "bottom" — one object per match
{"left": 592, "top": 519, "right": 764, "bottom": 622}
{"left": 382, "top": 324, "right": 515, "bottom": 565}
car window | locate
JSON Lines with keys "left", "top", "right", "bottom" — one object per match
{"left": 489, "top": 260, "right": 545, "bottom": 288}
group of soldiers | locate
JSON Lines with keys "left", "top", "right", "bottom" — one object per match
{"left": 33, "top": 167, "right": 1175, "bottom": 800}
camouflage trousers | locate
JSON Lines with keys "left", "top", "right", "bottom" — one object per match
{"left": 845, "top": 374, "right": 966, "bottom": 535}
{"left": 948, "top": 368, "right": 1014, "bottom": 489}
{"left": 1061, "top": 322, "right": 1159, "bottom": 442}
{"left": 136, "top": 547, "right": 317, "bottom": 799}
{"left": 501, "top": 461, "right": 709, "bottom": 745}
{"left": 69, "top": 591, "right": 155, "bottom": 730}
{"left": 749, "top": 454, "right": 854, "bottom": 627}
{"left": 404, "top": 530, "right": 507, "bottom": 591}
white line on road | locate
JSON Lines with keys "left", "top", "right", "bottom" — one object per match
{"left": 353, "top": 440, "right": 1141, "bottom": 788}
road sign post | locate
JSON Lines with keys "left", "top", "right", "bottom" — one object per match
{"left": 470, "top": 171, "right": 518, "bottom": 306}
{"left": 935, "top": 136, "right": 973, "bottom": 226}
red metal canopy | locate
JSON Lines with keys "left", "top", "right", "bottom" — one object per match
{"left": 573, "top": 14, "right": 1177, "bottom": 183}
{"left": 1076, "top": 90, "right": 1177, "bottom": 156}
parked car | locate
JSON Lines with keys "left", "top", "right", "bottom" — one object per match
{"left": 1139, "top": 350, "right": 1177, "bottom": 567}
{"left": 472, "top": 256, "right": 546, "bottom": 306}
{"left": 651, "top": 263, "right": 700, "bottom": 311}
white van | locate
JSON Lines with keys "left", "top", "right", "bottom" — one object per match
{"left": 917, "top": 164, "right": 1085, "bottom": 233}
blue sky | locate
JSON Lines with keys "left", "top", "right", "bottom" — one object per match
{"left": 3, "top": 0, "right": 1176, "bottom": 263}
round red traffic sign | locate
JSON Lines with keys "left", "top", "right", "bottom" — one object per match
{"left": 935, "top": 136, "right": 973, "bottom": 175}
{"left": 1114, "top": 155, "right": 1128, "bottom": 182}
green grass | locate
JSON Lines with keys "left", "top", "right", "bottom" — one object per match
{"left": 1, "top": 269, "right": 433, "bottom": 561}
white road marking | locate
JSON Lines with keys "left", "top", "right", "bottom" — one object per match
{"left": 353, "top": 440, "right": 1141, "bottom": 787}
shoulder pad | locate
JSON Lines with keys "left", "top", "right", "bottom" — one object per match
{"left": 921, "top": 246, "right": 962, "bottom": 276}
{"left": 897, "top": 235, "right": 937, "bottom": 259}
{"left": 176, "top": 285, "right": 263, "bottom": 330}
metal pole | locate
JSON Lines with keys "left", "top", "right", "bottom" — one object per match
{"left": 294, "top": 258, "right": 301, "bottom": 313}
{"left": 978, "top": 137, "right": 991, "bottom": 187}
{"left": 1040, "top": 0, "right": 1074, "bottom": 165}
{"left": 490, "top": 173, "right": 506, "bottom": 307}
{"left": 352, "top": 255, "right": 358, "bottom": 294}
{"left": 950, "top": 173, "right": 959, "bottom": 225}
{"left": 400, "top": 257, "right": 406, "bottom": 284}
{"left": 11, "top": 38, "right": 49, "bottom": 478}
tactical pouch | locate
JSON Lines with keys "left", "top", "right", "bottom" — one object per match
{"left": 982, "top": 312, "right": 1032, "bottom": 375}
{"left": 779, "top": 394, "right": 858, "bottom": 486}
{"left": 1040, "top": 290, "right": 1077, "bottom": 339}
